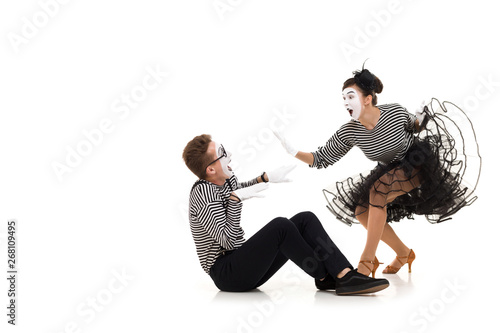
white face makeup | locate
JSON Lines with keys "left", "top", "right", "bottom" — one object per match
{"left": 214, "top": 142, "right": 234, "bottom": 178}
{"left": 342, "top": 87, "right": 362, "bottom": 120}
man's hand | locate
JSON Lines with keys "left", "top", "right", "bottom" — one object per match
{"left": 232, "top": 183, "right": 269, "bottom": 201}
{"left": 266, "top": 165, "right": 296, "bottom": 183}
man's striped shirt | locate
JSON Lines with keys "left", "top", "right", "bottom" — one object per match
{"left": 188, "top": 175, "right": 258, "bottom": 274}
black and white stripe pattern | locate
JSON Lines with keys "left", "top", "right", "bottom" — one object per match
{"left": 312, "top": 103, "right": 417, "bottom": 168}
{"left": 188, "top": 175, "right": 258, "bottom": 274}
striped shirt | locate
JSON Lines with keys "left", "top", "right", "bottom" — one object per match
{"left": 312, "top": 103, "right": 417, "bottom": 168}
{"left": 188, "top": 175, "right": 258, "bottom": 274}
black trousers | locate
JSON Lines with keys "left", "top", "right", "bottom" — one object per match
{"left": 209, "top": 211, "right": 353, "bottom": 292}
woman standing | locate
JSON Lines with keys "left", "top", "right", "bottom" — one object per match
{"left": 274, "top": 66, "right": 480, "bottom": 277}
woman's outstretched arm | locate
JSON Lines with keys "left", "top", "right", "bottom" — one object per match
{"left": 273, "top": 126, "right": 353, "bottom": 169}
{"left": 295, "top": 151, "right": 314, "bottom": 166}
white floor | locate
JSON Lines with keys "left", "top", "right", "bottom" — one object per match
{"left": 173, "top": 240, "right": 495, "bottom": 333}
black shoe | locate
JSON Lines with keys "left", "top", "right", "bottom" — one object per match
{"left": 335, "top": 269, "right": 389, "bottom": 295}
{"left": 315, "top": 274, "right": 336, "bottom": 290}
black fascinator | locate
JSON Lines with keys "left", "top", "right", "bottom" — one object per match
{"left": 352, "top": 59, "right": 375, "bottom": 92}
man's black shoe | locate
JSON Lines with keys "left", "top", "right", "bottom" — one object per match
{"left": 315, "top": 273, "right": 336, "bottom": 290}
{"left": 335, "top": 269, "right": 389, "bottom": 295}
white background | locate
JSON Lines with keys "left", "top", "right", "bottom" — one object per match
{"left": 1, "top": 1, "right": 498, "bottom": 332}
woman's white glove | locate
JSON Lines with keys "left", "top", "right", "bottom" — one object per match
{"left": 266, "top": 165, "right": 296, "bottom": 183}
{"left": 233, "top": 183, "right": 269, "bottom": 201}
{"left": 415, "top": 100, "right": 427, "bottom": 124}
{"left": 273, "top": 130, "right": 298, "bottom": 157}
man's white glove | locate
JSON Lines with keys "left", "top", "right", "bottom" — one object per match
{"left": 266, "top": 165, "right": 296, "bottom": 183}
{"left": 415, "top": 100, "right": 427, "bottom": 124}
{"left": 273, "top": 130, "right": 298, "bottom": 157}
{"left": 233, "top": 182, "right": 269, "bottom": 201}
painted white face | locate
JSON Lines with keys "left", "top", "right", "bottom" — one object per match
{"left": 342, "top": 87, "right": 362, "bottom": 120}
{"left": 214, "top": 142, "right": 234, "bottom": 178}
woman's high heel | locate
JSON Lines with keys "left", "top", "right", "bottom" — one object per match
{"left": 358, "top": 256, "right": 383, "bottom": 278}
{"left": 382, "top": 249, "right": 416, "bottom": 274}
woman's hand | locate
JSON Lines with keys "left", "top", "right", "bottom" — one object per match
{"left": 273, "top": 130, "right": 315, "bottom": 166}
{"left": 415, "top": 100, "right": 427, "bottom": 130}
{"left": 273, "top": 130, "right": 298, "bottom": 157}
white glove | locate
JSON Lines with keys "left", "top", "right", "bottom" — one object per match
{"left": 273, "top": 130, "right": 298, "bottom": 157}
{"left": 415, "top": 100, "right": 427, "bottom": 124}
{"left": 233, "top": 182, "right": 269, "bottom": 201}
{"left": 266, "top": 165, "right": 296, "bottom": 183}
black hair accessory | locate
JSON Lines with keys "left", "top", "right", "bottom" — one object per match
{"left": 353, "top": 59, "right": 375, "bottom": 92}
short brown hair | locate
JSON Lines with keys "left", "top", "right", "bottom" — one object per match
{"left": 183, "top": 134, "right": 213, "bottom": 179}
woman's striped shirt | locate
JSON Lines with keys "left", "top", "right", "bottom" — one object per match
{"left": 188, "top": 175, "right": 258, "bottom": 274}
{"left": 311, "top": 103, "right": 417, "bottom": 168}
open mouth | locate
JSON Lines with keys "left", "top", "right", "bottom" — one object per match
{"left": 347, "top": 108, "right": 353, "bottom": 116}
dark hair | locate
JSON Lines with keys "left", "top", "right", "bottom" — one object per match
{"left": 183, "top": 134, "right": 213, "bottom": 179}
{"left": 342, "top": 66, "right": 383, "bottom": 105}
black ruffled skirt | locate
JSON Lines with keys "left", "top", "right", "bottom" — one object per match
{"left": 323, "top": 98, "right": 482, "bottom": 226}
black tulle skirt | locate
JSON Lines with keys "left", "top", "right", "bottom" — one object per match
{"left": 323, "top": 98, "right": 482, "bottom": 226}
